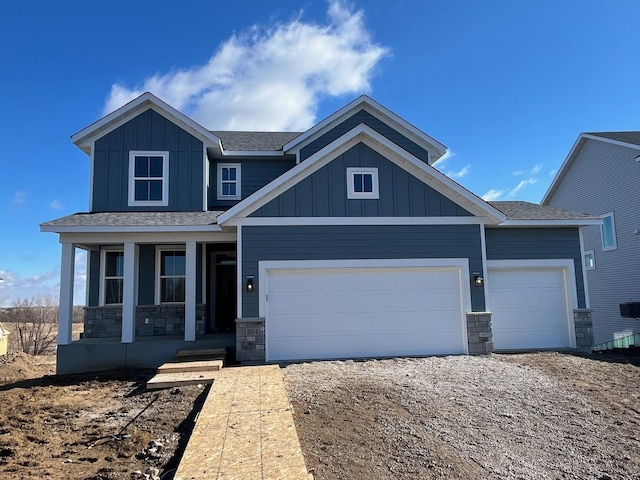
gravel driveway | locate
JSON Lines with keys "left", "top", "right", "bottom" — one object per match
{"left": 283, "top": 352, "right": 640, "bottom": 480}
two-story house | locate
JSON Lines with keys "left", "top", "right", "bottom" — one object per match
{"left": 42, "top": 93, "right": 600, "bottom": 374}
{"left": 543, "top": 132, "right": 640, "bottom": 348}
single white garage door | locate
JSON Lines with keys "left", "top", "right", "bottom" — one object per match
{"left": 488, "top": 262, "right": 576, "bottom": 350}
{"left": 262, "top": 261, "right": 469, "bottom": 361}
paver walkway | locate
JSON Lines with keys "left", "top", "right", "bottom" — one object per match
{"left": 174, "top": 365, "right": 312, "bottom": 480}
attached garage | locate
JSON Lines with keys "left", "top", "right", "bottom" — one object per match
{"left": 259, "top": 259, "right": 471, "bottom": 361}
{"left": 487, "top": 260, "right": 577, "bottom": 351}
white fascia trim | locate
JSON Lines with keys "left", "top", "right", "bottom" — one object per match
{"left": 219, "top": 124, "right": 504, "bottom": 225}
{"left": 284, "top": 95, "right": 447, "bottom": 162}
{"left": 498, "top": 219, "right": 603, "bottom": 227}
{"left": 89, "top": 141, "right": 95, "bottom": 211}
{"left": 58, "top": 231, "right": 236, "bottom": 245}
{"left": 41, "top": 224, "right": 223, "bottom": 233}
{"left": 226, "top": 216, "right": 490, "bottom": 226}
{"left": 72, "top": 92, "right": 222, "bottom": 155}
{"left": 203, "top": 146, "right": 208, "bottom": 211}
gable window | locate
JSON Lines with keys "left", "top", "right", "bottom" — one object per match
{"left": 129, "top": 151, "right": 169, "bottom": 206}
{"left": 102, "top": 249, "right": 124, "bottom": 305}
{"left": 601, "top": 212, "right": 617, "bottom": 251}
{"left": 584, "top": 250, "right": 595, "bottom": 270}
{"left": 347, "top": 167, "right": 379, "bottom": 199}
{"left": 217, "top": 163, "right": 241, "bottom": 200}
{"left": 157, "top": 248, "right": 186, "bottom": 303}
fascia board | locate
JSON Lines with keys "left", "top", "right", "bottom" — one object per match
{"left": 497, "top": 219, "right": 603, "bottom": 227}
{"left": 219, "top": 123, "right": 504, "bottom": 224}
{"left": 40, "top": 224, "right": 223, "bottom": 234}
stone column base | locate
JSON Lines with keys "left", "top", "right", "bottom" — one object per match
{"left": 236, "top": 318, "right": 266, "bottom": 362}
{"left": 467, "top": 312, "right": 493, "bottom": 355}
{"left": 574, "top": 309, "right": 593, "bottom": 354}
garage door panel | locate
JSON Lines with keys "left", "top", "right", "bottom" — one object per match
{"left": 265, "top": 264, "right": 467, "bottom": 361}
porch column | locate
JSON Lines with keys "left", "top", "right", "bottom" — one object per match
{"left": 121, "top": 242, "right": 137, "bottom": 343}
{"left": 58, "top": 243, "right": 75, "bottom": 345}
{"left": 184, "top": 241, "right": 197, "bottom": 341}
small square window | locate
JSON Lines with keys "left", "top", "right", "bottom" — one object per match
{"left": 129, "top": 151, "right": 169, "bottom": 206}
{"left": 218, "top": 163, "right": 241, "bottom": 200}
{"left": 584, "top": 250, "right": 595, "bottom": 270}
{"left": 601, "top": 212, "right": 617, "bottom": 251}
{"left": 347, "top": 167, "right": 379, "bottom": 199}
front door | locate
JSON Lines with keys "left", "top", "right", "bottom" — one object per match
{"left": 209, "top": 253, "right": 237, "bottom": 332}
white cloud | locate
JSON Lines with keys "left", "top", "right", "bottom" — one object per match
{"left": 104, "top": 0, "right": 389, "bottom": 131}
{"left": 507, "top": 178, "right": 537, "bottom": 199}
{"left": 513, "top": 163, "right": 542, "bottom": 176}
{"left": 549, "top": 169, "right": 557, "bottom": 176}
{"left": 432, "top": 149, "right": 455, "bottom": 168}
{"left": 9, "top": 191, "right": 27, "bottom": 209}
{"left": 446, "top": 164, "right": 471, "bottom": 180}
{"left": 50, "top": 199, "right": 64, "bottom": 210}
{"left": 482, "top": 189, "right": 504, "bottom": 201}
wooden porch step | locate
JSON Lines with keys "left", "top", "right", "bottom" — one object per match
{"left": 146, "top": 370, "right": 218, "bottom": 390}
{"left": 157, "top": 359, "right": 223, "bottom": 374}
{"left": 175, "top": 347, "right": 227, "bottom": 358}
{"left": 146, "top": 348, "right": 228, "bottom": 389}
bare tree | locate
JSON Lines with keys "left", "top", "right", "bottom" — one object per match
{"left": 6, "top": 295, "right": 58, "bottom": 355}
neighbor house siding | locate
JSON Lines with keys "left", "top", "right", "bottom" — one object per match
{"left": 545, "top": 138, "right": 640, "bottom": 344}
{"left": 300, "top": 110, "right": 430, "bottom": 163}
{"left": 251, "top": 143, "right": 472, "bottom": 217}
{"left": 485, "top": 227, "right": 586, "bottom": 308}
{"left": 208, "top": 157, "right": 295, "bottom": 209}
{"left": 242, "top": 224, "right": 485, "bottom": 317}
{"left": 92, "top": 109, "right": 204, "bottom": 212}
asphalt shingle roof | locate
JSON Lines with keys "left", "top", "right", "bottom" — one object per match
{"left": 211, "top": 131, "right": 302, "bottom": 151}
{"left": 489, "top": 201, "right": 599, "bottom": 221}
{"left": 42, "top": 211, "right": 223, "bottom": 227}
{"left": 586, "top": 131, "right": 640, "bottom": 147}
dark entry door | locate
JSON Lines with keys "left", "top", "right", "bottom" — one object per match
{"left": 209, "top": 253, "right": 237, "bottom": 332}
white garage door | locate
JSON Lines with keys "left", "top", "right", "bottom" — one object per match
{"left": 488, "top": 262, "right": 576, "bottom": 350}
{"left": 262, "top": 260, "right": 469, "bottom": 361}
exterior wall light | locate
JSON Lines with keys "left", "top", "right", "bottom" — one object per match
{"left": 473, "top": 273, "right": 484, "bottom": 287}
{"left": 246, "top": 276, "right": 254, "bottom": 292}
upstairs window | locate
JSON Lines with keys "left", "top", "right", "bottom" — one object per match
{"left": 157, "top": 248, "right": 186, "bottom": 303}
{"left": 102, "top": 249, "right": 124, "bottom": 305}
{"left": 601, "top": 212, "right": 617, "bottom": 251}
{"left": 217, "top": 163, "right": 241, "bottom": 200}
{"left": 347, "top": 167, "right": 379, "bottom": 199}
{"left": 129, "top": 151, "right": 169, "bottom": 206}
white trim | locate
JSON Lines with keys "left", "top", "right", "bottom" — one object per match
{"left": 580, "top": 229, "right": 592, "bottom": 309}
{"left": 479, "top": 224, "right": 489, "bottom": 310}
{"left": 486, "top": 258, "right": 579, "bottom": 349}
{"left": 225, "top": 216, "right": 490, "bottom": 226}
{"left": 236, "top": 225, "right": 243, "bottom": 319}
{"left": 58, "top": 243, "right": 75, "bottom": 345}
{"left": 42, "top": 224, "right": 224, "bottom": 233}
{"left": 258, "top": 258, "right": 472, "bottom": 359}
{"left": 121, "top": 242, "right": 137, "bottom": 343}
{"left": 58, "top": 231, "right": 236, "bottom": 245}
{"left": 498, "top": 219, "right": 603, "bottom": 227}
{"left": 203, "top": 146, "right": 209, "bottom": 211}
{"left": 89, "top": 142, "right": 95, "bottom": 211}
{"left": 99, "top": 246, "right": 124, "bottom": 306}
{"left": 201, "top": 243, "right": 207, "bottom": 310}
{"left": 217, "top": 163, "right": 241, "bottom": 200}
{"left": 283, "top": 95, "right": 447, "bottom": 163}
{"left": 218, "top": 124, "right": 505, "bottom": 225}
{"left": 185, "top": 241, "right": 197, "bottom": 341}
{"left": 601, "top": 212, "right": 617, "bottom": 251}
{"left": 128, "top": 151, "right": 169, "bottom": 207}
{"left": 155, "top": 246, "right": 187, "bottom": 305}
{"left": 346, "top": 167, "right": 379, "bottom": 199}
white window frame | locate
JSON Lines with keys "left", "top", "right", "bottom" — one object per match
{"left": 99, "top": 247, "right": 124, "bottom": 306}
{"left": 128, "top": 151, "right": 169, "bottom": 206}
{"left": 155, "top": 246, "right": 186, "bottom": 304}
{"left": 584, "top": 250, "right": 596, "bottom": 270}
{"left": 217, "top": 163, "right": 241, "bottom": 200}
{"left": 601, "top": 212, "right": 617, "bottom": 251}
{"left": 347, "top": 167, "right": 379, "bottom": 199}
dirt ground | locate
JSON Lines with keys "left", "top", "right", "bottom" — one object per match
{"left": 1, "top": 350, "right": 640, "bottom": 480}
{"left": 0, "top": 352, "right": 207, "bottom": 480}
{"left": 284, "top": 351, "right": 640, "bottom": 480}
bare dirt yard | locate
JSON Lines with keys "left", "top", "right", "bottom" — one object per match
{"left": 1, "top": 350, "right": 639, "bottom": 480}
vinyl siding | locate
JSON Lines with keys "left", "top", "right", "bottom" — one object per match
{"left": 300, "top": 110, "right": 430, "bottom": 163}
{"left": 208, "top": 157, "right": 295, "bottom": 209}
{"left": 485, "top": 227, "right": 586, "bottom": 308}
{"left": 545, "top": 139, "right": 640, "bottom": 343}
{"left": 251, "top": 142, "right": 472, "bottom": 217}
{"left": 92, "top": 109, "right": 204, "bottom": 212}
{"left": 242, "top": 224, "right": 485, "bottom": 317}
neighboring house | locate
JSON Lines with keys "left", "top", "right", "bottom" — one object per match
{"left": 42, "top": 93, "right": 600, "bottom": 374}
{"left": 543, "top": 132, "right": 640, "bottom": 346}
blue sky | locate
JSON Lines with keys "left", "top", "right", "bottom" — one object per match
{"left": 1, "top": 0, "right": 639, "bottom": 305}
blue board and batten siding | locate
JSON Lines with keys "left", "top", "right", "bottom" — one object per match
{"left": 300, "top": 110, "right": 430, "bottom": 163}
{"left": 242, "top": 225, "right": 485, "bottom": 317}
{"left": 252, "top": 143, "right": 471, "bottom": 217}
{"left": 92, "top": 109, "right": 204, "bottom": 212}
{"left": 208, "top": 157, "right": 296, "bottom": 209}
{"left": 485, "top": 227, "right": 586, "bottom": 308}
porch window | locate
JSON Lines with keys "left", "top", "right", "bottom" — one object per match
{"left": 347, "top": 167, "right": 379, "bottom": 199}
{"left": 103, "top": 250, "right": 124, "bottom": 305}
{"left": 128, "top": 151, "right": 169, "bottom": 206}
{"left": 217, "top": 163, "right": 241, "bottom": 200}
{"left": 157, "top": 248, "right": 186, "bottom": 303}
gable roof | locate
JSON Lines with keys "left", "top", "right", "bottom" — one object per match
{"left": 542, "top": 132, "right": 640, "bottom": 204}
{"left": 211, "top": 131, "right": 302, "bottom": 152}
{"left": 283, "top": 94, "right": 448, "bottom": 164}
{"left": 71, "top": 92, "right": 223, "bottom": 155}
{"left": 218, "top": 123, "right": 506, "bottom": 225}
